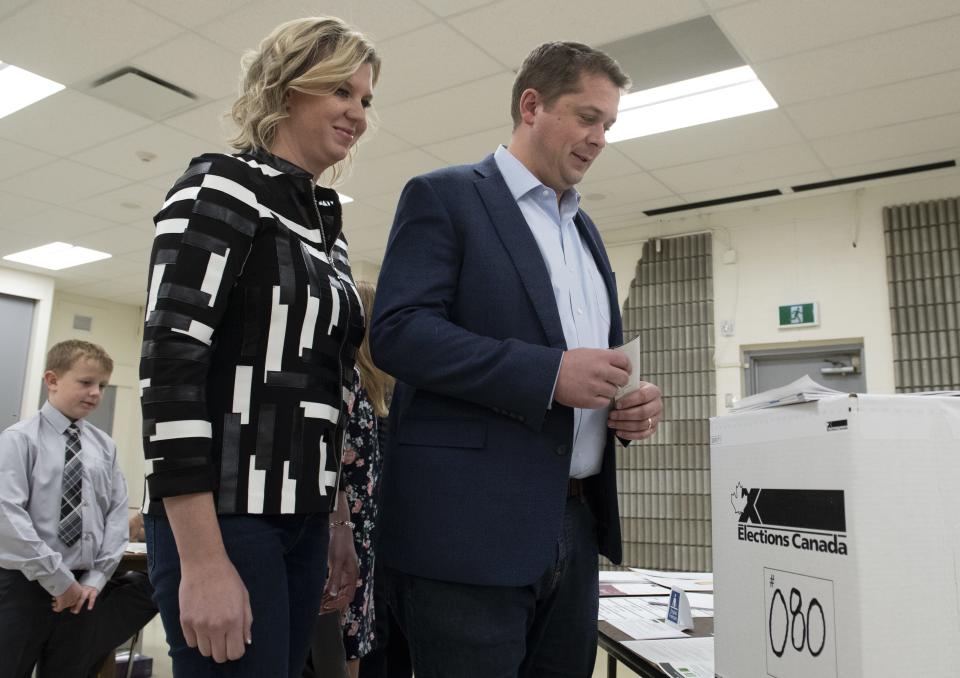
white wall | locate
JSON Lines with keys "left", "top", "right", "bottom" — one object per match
{"left": 47, "top": 292, "right": 144, "bottom": 507}
{"left": 605, "top": 171, "right": 960, "bottom": 413}
{"left": 0, "top": 268, "right": 55, "bottom": 420}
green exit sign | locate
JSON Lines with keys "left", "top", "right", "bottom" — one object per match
{"left": 779, "top": 302, "right": 818, "bottom": 328}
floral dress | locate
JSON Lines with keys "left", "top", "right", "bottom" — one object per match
{"left": 340, "top": 375, "right": 382, "bottom": 659}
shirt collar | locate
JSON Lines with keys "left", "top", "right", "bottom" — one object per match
{"left": 40, "top": 401, "right": 82, "bottom": 435}
{"left": 493, "top": 145, "right": 581, "bottom": 208}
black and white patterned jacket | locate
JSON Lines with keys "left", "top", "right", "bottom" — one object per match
{"left": 140, "top": 149, "right": 364, "bottom": 515}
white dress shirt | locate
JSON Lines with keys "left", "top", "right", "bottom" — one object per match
{"left": 0, "top": 401, "right": 128, "bottom": 595}
{"left": 494, "top": 145, "right": 612, "bottom": 478}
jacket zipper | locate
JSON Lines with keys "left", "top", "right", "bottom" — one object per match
{"left": 310, "top": 186, "right": 352, "bottom": 510}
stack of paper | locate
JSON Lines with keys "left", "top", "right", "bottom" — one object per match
{"left": 729, "top": 375, "right": 845, "bottom": 412}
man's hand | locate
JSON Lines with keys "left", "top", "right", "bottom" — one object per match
{"left": 179, "top": 555, "right": 252, "bottom": 663}
{"left": 555, "top": 348, "right": 631, "bottom": 409}
{"left": 322, "top": 523, "right": 359, "bottom": 613}
{"left": 69, "top": 585, "right": 99, "bottom": 613}
{"left": 51, "top": 581, "right": 82, "bottom": 612}
{"left": 608, "top": 381, "right": 663, "bottom": 440}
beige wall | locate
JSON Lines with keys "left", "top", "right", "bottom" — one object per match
{"left": 605, "top": 171, "right": 960, "bottom": 413}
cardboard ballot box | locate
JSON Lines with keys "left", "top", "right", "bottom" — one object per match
{"left": 711, "top": 394, "right": 960, "bottom": 678}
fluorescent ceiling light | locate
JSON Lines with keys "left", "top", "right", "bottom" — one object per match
{"left": 0, "top": 62, "right": 64, "bottom": 119}
{"left": 607, "top": 65, "right": 777, "bottom": 143}
{"left": 337, "top": 192, "right": 354, "bottom": 205}
{"left": 4, "top": 242, "right": 111, "bottom": 270}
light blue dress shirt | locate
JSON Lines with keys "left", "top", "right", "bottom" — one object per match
{"left": 494, "top": 145, "right": 611, "bottom": 478}
{"left": 0, "top": 401, "right": 128, "bottom": 595}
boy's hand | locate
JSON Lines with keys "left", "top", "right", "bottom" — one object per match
{"left": 70, "top": 585, "right": 99, "bottom": 614}
{"left": 51, "top": 581, "right": 82, "bottom": 612}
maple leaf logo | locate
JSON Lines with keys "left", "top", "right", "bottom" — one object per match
{"left": 730, "top": 482, "right": 748, "bottom": 515}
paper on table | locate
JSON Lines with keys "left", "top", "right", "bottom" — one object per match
{"left": 598, "top": 597, "right": 663, "bottom": 621}
{"left": 608, "top": 617, "right": 689, "bottom": 640}
{"left": 643, "top": 575, "right": 713, "bottom": 592}
{"left": 125, "top": 542, "right": 147, "bottom": 554}
{"left": 600, "top": 582, "right": 671, "bottom": 597}
{"left": 611, "top": 334, "right": 641, "bottom": 400}
{"left": 599, "top": 570, "right": 650, "bottom": 583}
{"left": 622, "top": 637, "right": 714, "bottom": 677}
{"left": 629, "top": 568, "right": 713, "bottom": 580}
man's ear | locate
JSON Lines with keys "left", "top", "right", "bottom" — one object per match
{"left": 517, "top": 88, "right": 541, "bottom": 126}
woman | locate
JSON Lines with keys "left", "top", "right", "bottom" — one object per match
{"left": 306, "top": 281, "right": 394, "bottom": 678}
{"left": 139, "top": 17, "right": 380, "bottom": 677}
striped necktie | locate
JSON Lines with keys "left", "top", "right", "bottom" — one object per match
{"left": 58, "top": 424, "right": 83, "bottom": 546}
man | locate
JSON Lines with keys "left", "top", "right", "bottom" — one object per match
{"left": 371, "top": 42, "right": 663, "bottom": 677}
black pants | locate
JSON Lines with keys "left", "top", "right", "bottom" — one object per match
{"left": 0, "top": 568, "right": 157, "bottom": 678}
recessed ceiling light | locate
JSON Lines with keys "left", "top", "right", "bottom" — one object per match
{"left": 0, "top": 61, "right": 64, "bottom": 120}
{"left": 607, "top": 66, "right": 777, "bottom": 143}
{"left": 338, "top": 192, "right": 354, "bottom": 205}
{"left": 3, "top": 242, "right": 111, "bottom": 270}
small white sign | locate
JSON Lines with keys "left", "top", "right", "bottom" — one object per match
{"left": 665, "top": 586, "right": 694, "bottom": 631}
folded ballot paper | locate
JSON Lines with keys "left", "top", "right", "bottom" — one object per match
{"left": 612, "top": 334, "right": 642, "bottom": 400}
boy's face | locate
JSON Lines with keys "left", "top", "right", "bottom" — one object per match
{"left": 45, "top": 357, "right": 111, "bottom": 421}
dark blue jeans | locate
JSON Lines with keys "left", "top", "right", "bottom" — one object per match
{"left": 387, "top": 495, "right": 600, "bottom": 678}
{"left": 145, "top": 513, "right": 328, "bottom": 677}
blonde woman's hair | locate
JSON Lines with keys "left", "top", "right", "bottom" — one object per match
{"left": 355, "top": 280, "right": 394, "bottom": 417}
{"left": 45, "top": 339, "right": 114, "bottom": 375}
{"left": 229, "top": 16, "right": 381, "bottom": 183}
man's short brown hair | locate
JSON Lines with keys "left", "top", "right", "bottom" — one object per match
{"left": 45, "top": 339, "right": 114, "bottom": 375}
{"left": 510, "top": 41, "right": 631, "bottom": 129}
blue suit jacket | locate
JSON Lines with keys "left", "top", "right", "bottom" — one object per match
{"left": 371, "top": 154, "right": 623, "bottom": 587}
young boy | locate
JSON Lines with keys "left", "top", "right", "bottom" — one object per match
{"left": 0, "top": 340, "right": 129, "bottom": 678}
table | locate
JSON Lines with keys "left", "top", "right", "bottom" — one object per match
{"left": 598, "top": 616, "right": 713, "bottom": 678}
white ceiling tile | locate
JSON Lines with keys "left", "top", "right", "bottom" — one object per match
{"left": 0, "top": 138, "right": 55, "bottom": 181}
{"left": 449, "top": 0, "right": 706, "bottom": 66}
{"left": 72, "top": 183, "right": 167, "bottom": 226}
{"left": 0, "top": 192, "right": 53, "bottom": 226}
{"left": 651, "top": 144, "right": 826, "bottom": 194}
{"left": 71, "top": 226, "right": 153, "bottom": 260}
{"left": 581, "top": 147, "right": 642, "bottom": 183}
{"left": 812, "top": 113, "right": 960, "bottom": 169}
{"left": 363, "top": 191, "right": 403, "bottom": 216}
{"left": 715, "top": 0, "right": 960, "bottom": 61}
{"left": 74, "top": 247, "right": 150, "bottom": 277}
{"left": 3, "top": 206, "right": 116, "bottom": 242}
{"left": 344, "top": 223, "right": 393, "bottom": 253}
{"left": 196, "top": 0, "right": 434, "bottom": 54}
{"left": 0, "top": 0, "right": 183, "bottom": 84}
{"left": 144, "top": 169, "right": 186, "bottom": 192}
{"left": 700, "top": 0, "right": 752, "bottom": 8}
{"left": 355, "top": 128, "right": 414, "bottom": 160}
{"left": 132, "top": 33, "right": 242, "bottom": 100}
{"left": 825, "top": 148, "right": 960, "bottom": 182}
{"left": 786, "top": 69, "right": 960, "bottom": 140}
{"left": 163, "top": 98, "right": 236, "bottom": 149}
{"left": 422, "top": 126, "right": 512, "bottom": 165}
{"left": 373, "top": 23, "right": 507, "bottom": 107}
{"left": 64, "top": 272, "right": 147, "bottom": 301}
{"left": 755, "top": 15, "right": 960, "bottom": 105}
{"left": 0, "top": 1, "right": 30, "bottom": 20}
{"left": 614, "top": 109, "right": 804, "bottom": 170}
{"left": 680, "top": 171, "right": 832, "bottom": 203}
{"left": 70, "top": 124, "right": 209, "bottom": 181}
{"left": 415, "top": 0, "right": 496, "bottom": 16}
{"left": 342, "top": 202, "right": 392, "bottom": 232}
{"left": 129, "top": 0, "right": 254, "bottom": 28}
{"left": 378, "top": 72, "right": 515, "bottom": 145}
{"left": 0, "top": 159, "right": 129, "bottom": 203}
{"left": 337, "top": 148, "right": 446, "bottom": 199}
{"left": 578, "top": 171, "right": 676, "bottom": 207}
{"left": 0, "top": 228, "right": 49, "bottom": 256}
{"left": 0, "top": 89, "right": 152, "bottom": 156}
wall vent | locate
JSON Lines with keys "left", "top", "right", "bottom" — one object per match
{"left": 72, "top": 314, "right": 92, "bottom": 331}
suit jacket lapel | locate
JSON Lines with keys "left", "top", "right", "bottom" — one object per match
{"left": 473, "top": 157, "right": 567, "bottom": 350}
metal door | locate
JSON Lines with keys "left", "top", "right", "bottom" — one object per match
{"left": 0, "top": 293, "right": 35, "bottom": 428}
{"left": 744, "top": 343, "right": 866, "bottom": 396}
